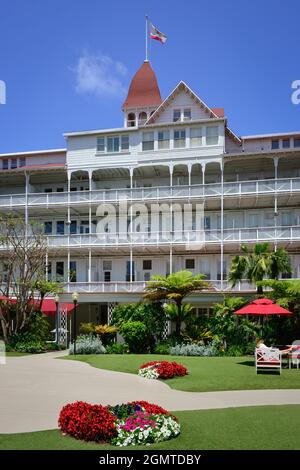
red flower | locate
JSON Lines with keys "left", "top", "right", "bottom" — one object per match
{"left": 58, "top": 401, "right": 117, "bottom": 442}
{"left": 140, "top": 361, "right": 187, "bottom": 379}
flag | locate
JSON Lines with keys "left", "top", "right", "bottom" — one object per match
{"left": 150, "top": 23, "right": 167, "bottom": 44}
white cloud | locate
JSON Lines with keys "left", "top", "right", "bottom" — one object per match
{"left": 74, "top": 51, "right": 128, "bottom": 98}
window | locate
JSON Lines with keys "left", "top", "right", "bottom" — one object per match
{"left": 282, "top": 212, "right": 292, "bottom": 226}
{"left": 19, "top": 157, "right": 26, "bottom": 167}
{"left": 70, "top": 221, "right": 77, "bottom": 234}
{"left": 57, "top": 187, "right": 64, "bottom": 192}
{"left": 183, "top": 108, "right": 191, "bottom": 121}
{"left": 45, "top": 188, "right": 52, "bottom": 193}
{"left": 107, "top": 136, "right": 119, "bottom": 153}
{"left": 282, "top": 139, "right": 290, "bottom": 148}
{"left": 294, "top": 138, "right": 300, "bottom": 147}
{"left": 80, "top": 221, "right": 89, "bottom": 234}
{"left": 199, "top": 259, "right": 210, "bottom": 280}
{"left": 138, "top": 111, "right": 147, "bottom": 125}
{"left": 190, "top": 128, "right": 202, "bottom": 147}
{"left": 126, "top": 261, "right": 135, "bottom": 281}
{"left": 142, "top": 132, "right": 154, "bottom": 151}
{"left": 174, "top": 130, "right": 186, "bottom": 148}
{"left": 217, "top": 261, "right": 227, "bottom": 281}
{"left": 127, "top": 113, "right": 136, "bottom": 127}
{"left": 271, "top": 139, "right": 279, "bottom": 149}
{"left": 158, "top": 130, "right": 170, "bottom": 149}
{"left": 249, "top": 214, "right": 259, "bottom": 227}
{"left": 121, "top": 135, "right": 129, "bottom": 151}
{"left": 204, "top": 217, "right": 211, "bottom": 230}
{"left": 103, "top": 260, "right": 112, "bottom": 271}
{"left": 69, "top": 261, "right": 77, "bottom": 282}
{"left": 2, "top": 159, "right": 8, "bottom": 170}
{"left": 206, "top": 126, "right": 219, "bottom": 145}
{"left": 143, "top": 260, "right": 152, "bottom": 270}
{"left": 11, "top": 158, "right": 17, "bottom": 169}
{"left": 185, "top": 259, "right": 195, "bottom": 269}
{"left": 44, "top": 221, "right": 52, "bottom": 234}
{"left": 70, "top": 187, "right": 77, "bottom": 192}
{"left": 104, "top": 271, "right": 111, "bottom": 282}
{"left": 56, "top": 262, "right": 64, "bottom": 281}
{"left": 56, "top": 221, "right": 65, "bottom": 235}
{"left": 173, "top": 109, "right": 181, "bottom": 122}
{"left": 144, "top": 272, "right": 151, "bottom": 281}
{"left": 97, "top": 137, "right": 105, "bottom": 152}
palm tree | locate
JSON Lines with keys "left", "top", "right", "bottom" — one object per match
{"left": 228, "top": 243, "right": 291, "bottom": 294}
{"left": 143, "top": 270, "right": 210, "bottom": 338}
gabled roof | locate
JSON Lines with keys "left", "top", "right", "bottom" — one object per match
{"left": 145, "top": 81, "right": 221, "bottom": 125}
{"left": 145, "top": 80, "right": 242, "bottom": 144}
{"left": 122, "top": 61, "right": 162, "bottom": 110}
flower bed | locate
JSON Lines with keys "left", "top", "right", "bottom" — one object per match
{"left": 58, "top": 400, "right": 180, "bottom": 447}
{"left": 138, "top": 360, "right": 188, "bottom": 379}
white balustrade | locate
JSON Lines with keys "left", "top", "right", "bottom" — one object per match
{"left": 1, "top": 177, "right": 300, "bottom": 208}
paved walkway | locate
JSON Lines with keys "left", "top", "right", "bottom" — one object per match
{"left": 1, "top": 352, "right": 300, "bottom": 433}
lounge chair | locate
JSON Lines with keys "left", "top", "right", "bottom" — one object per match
{"left": 255, "top": 347, "right": 281, "bottom": 374}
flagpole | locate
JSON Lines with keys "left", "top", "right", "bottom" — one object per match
{"left": 145, "top": 15, "right": 149, "bottom": 62}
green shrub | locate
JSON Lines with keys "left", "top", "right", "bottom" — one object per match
{"left": 111, "top": 303, "right": 166, "bottom": 352}
{"left": 224, "top": 345, "right": 245, "bottom": 357}
{"left": 69, "top": 335, "right": 106, "bottom": 355}
{"left": 118, "top": 321, "right": 148, "bottom": 353}
{"left": 9, "top": 311, "right": 51, "bottom": 353}
{"left": 106, "top": 343, "right": 128, "bottom": 354}
{"left": 154, "top": 340, "right": 171, "bottom": 355}
{"left": 14, "top": 339, "right": 46, "bottom": 354}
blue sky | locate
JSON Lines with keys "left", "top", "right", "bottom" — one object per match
{"left": 0, "top": 0, "right": 299, "bottom": 153}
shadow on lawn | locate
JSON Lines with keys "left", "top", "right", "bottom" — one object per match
{"left": 238, "top": 361, "right": 282, "bottom": 375}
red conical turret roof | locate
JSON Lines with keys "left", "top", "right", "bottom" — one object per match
{"left": 122, "top": 61, "right": 162, "bottom": 110}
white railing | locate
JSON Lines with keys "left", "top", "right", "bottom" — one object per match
{"left": 1, "top": 177, "right": 300, "bottom": 208}
{"left": 44, "top": 226, "right": 300, "bottom": 248}
{"left": 0, "top": 226, "right": 299, "bottom": 251}
{"left": 63, "top": 280, "right": 259, "bottom": 294}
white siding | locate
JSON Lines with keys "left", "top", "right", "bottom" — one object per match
{"left": 155, "top": 91, "right": 212, "bottom": 124}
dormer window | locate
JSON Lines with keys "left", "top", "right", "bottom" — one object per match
{"left": 183, "top": 108, "right": 191, "bottom": 121}
{"left": 138, "top": 112, "right": 147, "bottom": 126}
{"left": 173, "top": 109, "right": 181, "bottom": 122}
{"left": 127, "top": 113, "right": 136, "bottom": 127}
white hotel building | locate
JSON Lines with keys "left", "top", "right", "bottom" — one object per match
{"left": 1, "top": 61, "right": 300, "bottom": 326}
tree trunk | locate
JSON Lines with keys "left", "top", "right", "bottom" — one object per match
{"left": 0, "top": 315, "right": 8, "bottom": 343}
{"left": 256, "top": 284, "right": 263, "bottom": 295}
{"left": 175, "top": 300, "right": 182, "bottom": 339}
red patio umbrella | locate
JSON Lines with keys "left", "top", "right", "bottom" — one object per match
{"left": 235, "top": 298, "right": 292, "bottom": 316}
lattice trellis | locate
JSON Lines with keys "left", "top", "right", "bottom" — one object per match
{"left": 58, "top": 306, "right": 68, "bottom": 347}
{"left": 107, "top": 302, "right": 118, "bottom": 324}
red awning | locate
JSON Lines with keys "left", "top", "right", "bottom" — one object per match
{"left": 40, "top": 299, "right": 74, "bottom": 315}
{"left": 0, "top": 295, "right": 16, "bottom": 303}
{"left": 235, "top": 298, "right": 292, "bottom": 316}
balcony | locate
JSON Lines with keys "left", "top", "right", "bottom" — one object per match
{"left": 63, "top": 280, "right": 256, "bottom": 294}
{"left": 44, "top": 226, "right": 300, "bottom": 248}
{"left": 0, "top": 177, "right": 300, "bottom": 208}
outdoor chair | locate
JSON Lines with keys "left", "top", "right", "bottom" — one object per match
{"left": 289, "top": 340, "right": 300, "bottom": 369}
{"left": 255, "top": 347, "right": 281, "bottom": 374}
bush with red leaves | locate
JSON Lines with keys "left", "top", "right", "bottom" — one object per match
{"left": 58, "top": 401, "right": 117, "bottom": 442}
{"left": 140, "top": 361, "right": 188, "bottom": 379}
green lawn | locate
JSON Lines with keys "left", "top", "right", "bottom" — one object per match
{"left": 1, "top": 406, "right": 300, "bottom": 450}
{"left": 62, "top": 354, "right": 300, "bottom": 392}
{"left": 5, "top": 352, "right": 31, "bottom": 357}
